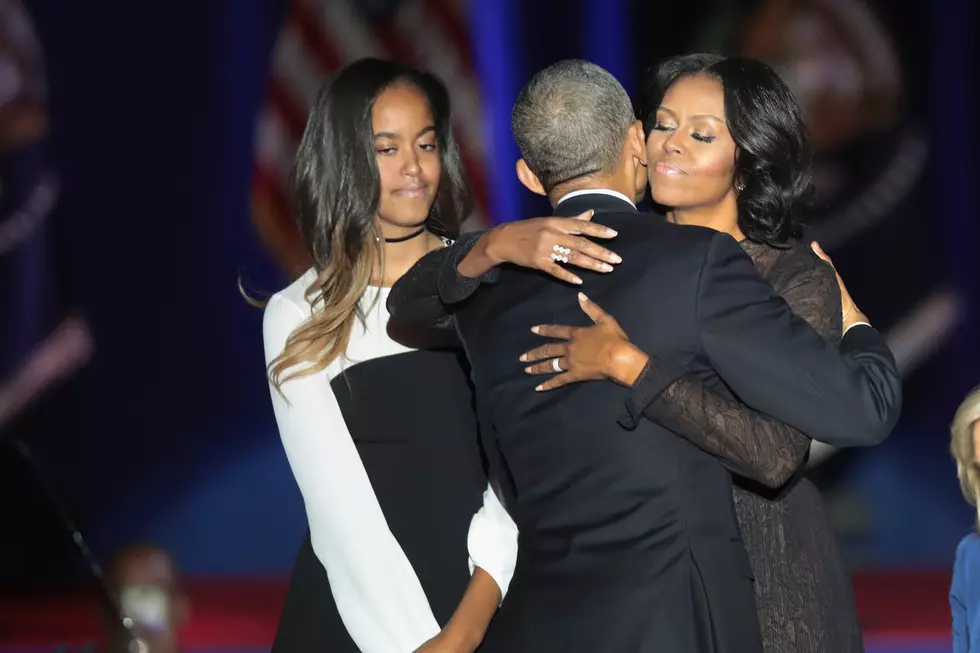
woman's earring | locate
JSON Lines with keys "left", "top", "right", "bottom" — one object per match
{"left": 736, "top": 181, "right": 746, "bottom": 192}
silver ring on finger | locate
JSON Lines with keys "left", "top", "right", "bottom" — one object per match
{"left": 550, "top": 252, "right": 569, "bottom": 264}
{"left": 551, "top": 358, "right": 563, "bottom": 373}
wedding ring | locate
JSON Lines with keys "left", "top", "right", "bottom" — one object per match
{"left": 550, "top": 252, "right": 569, "bottom": 264}
{"left": 552, "top": 358, "right": 563, "bottom": 373}
{"left": 553, "top": 244, "right": 571, "bottom": 255}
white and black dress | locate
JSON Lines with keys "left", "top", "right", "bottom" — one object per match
{"left": 263, "top": 270, "right": 517, "bottom": 653}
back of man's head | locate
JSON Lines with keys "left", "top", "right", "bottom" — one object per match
{"left": 511, "top": 60, "right": 635, "bottom": 194}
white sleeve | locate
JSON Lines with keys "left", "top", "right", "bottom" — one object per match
{"left": 466, "top": 482, "right": 519, "bottom": 600}
{"left": 263, "top": 294, "right": 441, "bottom": 653}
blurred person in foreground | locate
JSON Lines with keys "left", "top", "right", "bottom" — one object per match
{"left": 950, "top": 386, "right": 980, "bottom": 652}
{"left": 102, "top": 544, "right": 188, "bottom": 653}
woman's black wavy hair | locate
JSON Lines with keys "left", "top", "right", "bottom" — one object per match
{"left": 635, "top": 53, "right": 814, "bottom": 246}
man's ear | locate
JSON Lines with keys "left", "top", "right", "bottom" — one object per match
{"left": 516, "top": 158, "right": 546, "bottom": 196}
{"left": 628, "top": 120, "right": 646, "bottom": 165}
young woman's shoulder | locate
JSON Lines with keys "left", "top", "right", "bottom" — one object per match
{"left": 271, "top": 267, "right": 317, "bottom": 310}
{"left": 262, "top": 267, "right": 318, "bottom": 357}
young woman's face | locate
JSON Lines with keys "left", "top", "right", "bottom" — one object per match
{"left": 372, "top": 82, "right": 441, "bottom": 230}
{"left": 645, "top": 74, "right": 738, "bottom": 211}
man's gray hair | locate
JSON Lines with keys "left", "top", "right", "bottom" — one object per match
{"left": 511, "top": 59, "right": 635, "bottom": 193}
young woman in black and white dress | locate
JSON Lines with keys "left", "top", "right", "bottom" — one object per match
{"left": 262, "top": 59, "right": 517, "bottom": 653}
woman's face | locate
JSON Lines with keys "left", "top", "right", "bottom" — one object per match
{"left": 646, "top": 74, "right": 738, "bottom": 211}
{"left": 372, "top": 82, "right": 441, "bottom": 230}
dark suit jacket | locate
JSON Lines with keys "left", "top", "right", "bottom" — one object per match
{"left": 387, "top": 192, "right": 901, "bottom": 653}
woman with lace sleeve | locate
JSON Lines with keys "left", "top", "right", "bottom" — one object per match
{"left": 264, "top": 59, "right": 516, "bottom": 653}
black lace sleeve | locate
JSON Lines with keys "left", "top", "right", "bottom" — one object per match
{"left": 622, "top": 244, "right": 843, "bottom": 488}
{"left": 385, "top": 230, "right": 501, "bottom": 349}
{"left": 771, "top": 247, "right": 842, "bottom": 343}
{"left": 437, "top": 230, "right": 499, "bottom": 305}
{"left": 385, "top": 245, "right": 459, "bottom": 349}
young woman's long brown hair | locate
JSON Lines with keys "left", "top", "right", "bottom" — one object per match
{"left": 269, "top": 59, "right": 470, "bottom": 392}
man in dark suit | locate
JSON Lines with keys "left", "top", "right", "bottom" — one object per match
{"left": 388, "top": 60, "right": 900, "bottom": 653}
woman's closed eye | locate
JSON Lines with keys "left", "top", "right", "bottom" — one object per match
{"left": 653, "top": 122, "right": 713, "bottom": 142}
{"left": 418, "top": 142, "right": 437, "bottom": 152}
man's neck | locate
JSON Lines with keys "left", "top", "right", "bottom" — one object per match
{"left": 548, "top": 177, "right": 636, "bottom": 207}
{"left": 556, "top": 188, "right": 636, "bottom": 208}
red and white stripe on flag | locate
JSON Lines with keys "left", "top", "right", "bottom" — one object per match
{"left": 252, "top": 0, "right": 488, "bottom": 277}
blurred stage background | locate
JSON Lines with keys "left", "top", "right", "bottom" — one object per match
{"left": 0, "top": 0, "right": 976, "bottom": 651}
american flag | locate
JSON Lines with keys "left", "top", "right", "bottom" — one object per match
{"left": 252, "top": 0, "right": 489, "bottom": 276}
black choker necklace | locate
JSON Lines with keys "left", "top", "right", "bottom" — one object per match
{"left": 384, "top": 227, "right": 427, "bottom": 243}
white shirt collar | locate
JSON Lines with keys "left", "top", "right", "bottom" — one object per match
{"left": 555, "top": 188, "right": 636, "bottom": 209}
